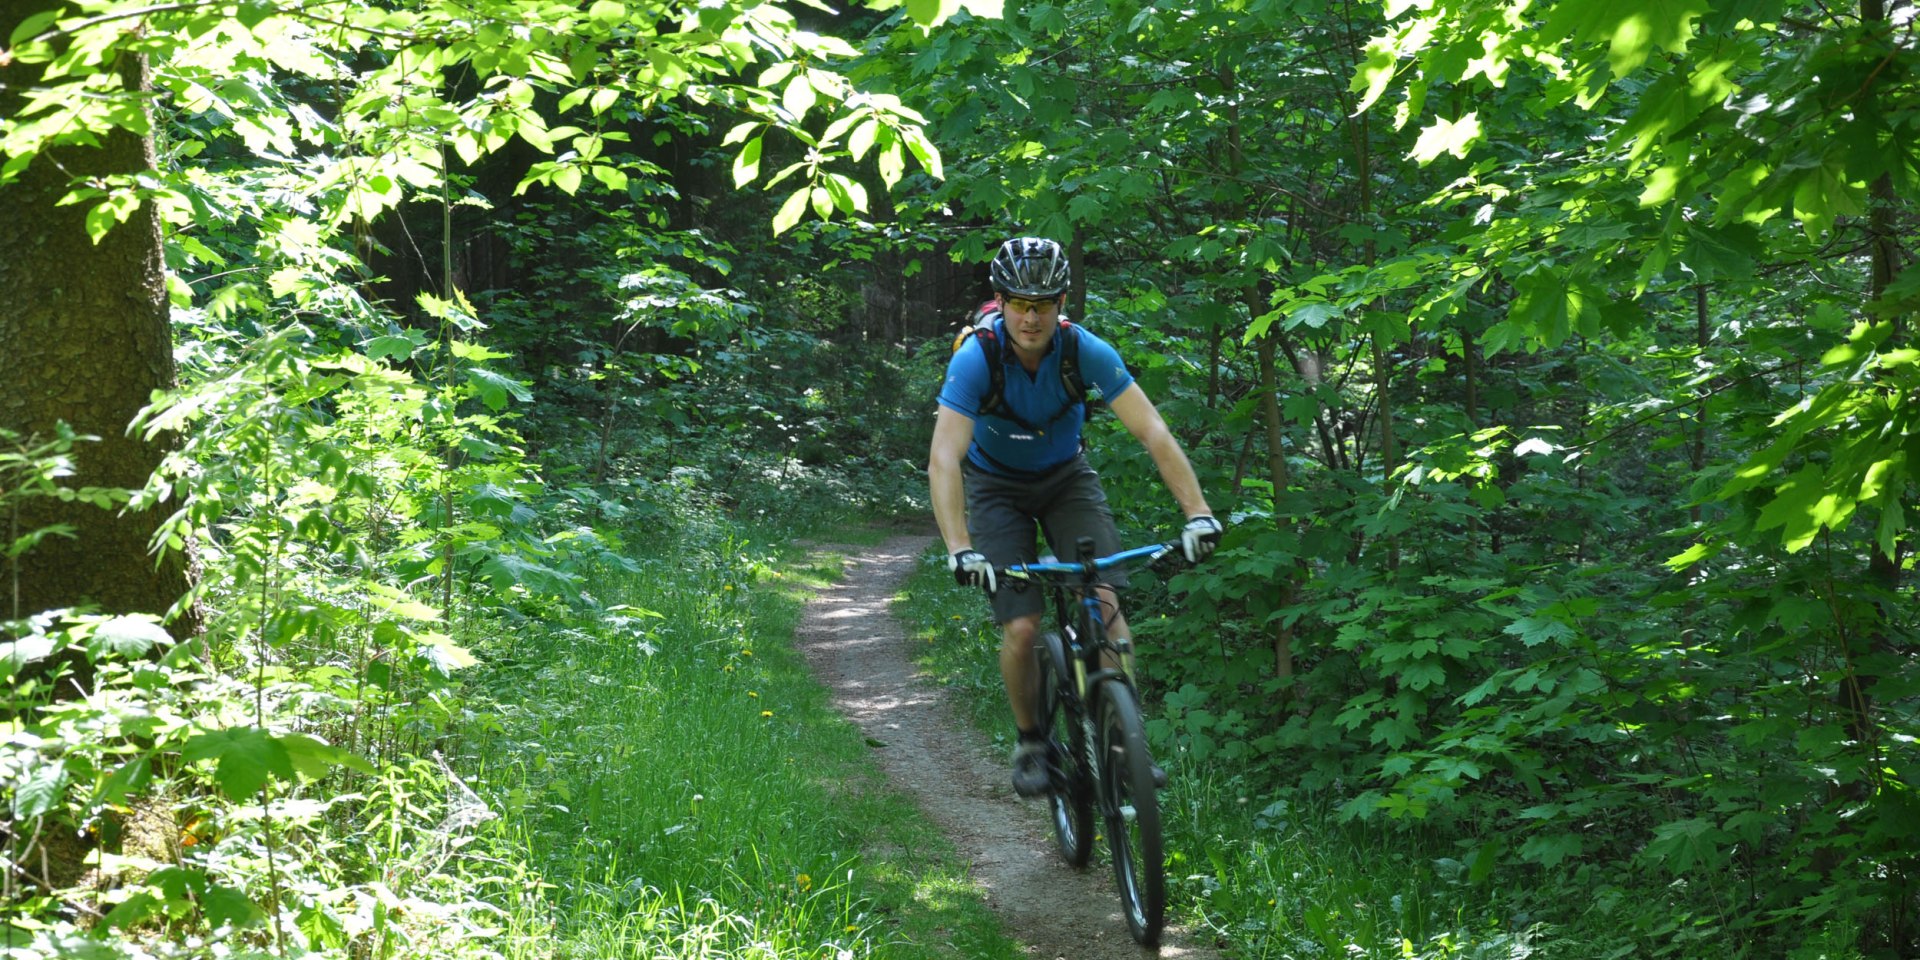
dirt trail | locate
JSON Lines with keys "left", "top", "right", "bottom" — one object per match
{"left": 793, "top": 533, "right": 1223, "bottom": 960}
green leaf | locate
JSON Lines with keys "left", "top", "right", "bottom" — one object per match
{"left": 12, "top": 761, "right": 68, "bottom": 818}
{"left": 877, "top": 141, "right": 906, "bottom": 189}
{"left": 1400, "top": 658, "right": 1447, "bottom": 690}
{"left": 1, "top": 633, "right": 57, "bottom": 676}
{"left": 1409, "top": 112, "right": 1481, "bottom": 164}
{"left": 1792, "top": 158, "right": 1867, "bottom": 240}
{"left": 1543, "top": 0, "right": 1709, "bottom": 78}
{"left": 1755, "top": 463, "right": 1851, "bottom": 552}
{"left": 9, "top": 9, "right": 62, "bottom": 47}
{"left": 418, "top": 632, "right": 480, "bottom": 674}
{"left": 1637, "top": 162, "right": 1684, "bottom": 207}
{"left": 1503, "top": 615, "right": 1573, "bottom": 647}
{"left": 465, "top": 367, "right": 532, "bottom": 411}
{"left": 782, "top": 74, "right": 816, "bottom": 121}
{"left": 1351, "top": 39, "right": 1397, "bottom": 114}
{"left": 590, "top": 164, "right": 628, "bottom": 192}
{"left": 88, "top": 615, "right": 171, "bottom": 659}
{"left": 588, "top": 0, "right": 625, "bottom": 27}
{"left": 1285, "top": 301, "right": 1342, "bottom": 331}
{"left": 772, "top": 188, "right": 809, "bottom": 236}
{"left": 905, "top": 0, "right": 944, "bottom": 26}
{"left": 733, "top": 136, "right": 763, "bottom": 187}
{"left": 1518, "top": 832, "right": 1583, "bottom": 868}
{"left": 1642, "top": 817, "right": 1729, "bottom": 874}
{"left": 449, "top": 339, "right": 513, "bottom": 362}
{"left": 366, "top": 335, "right": 417, "bottom": 362}
{"left": 105, "top": 892, "right": 164, "bottom": 930}
{"left": 182, "top": 728, "right": 294, "bottom": 800}
{"left": 299, "top": 903, "right": 349, "bottom": 949}
{"left": 279, "top": 734, "right": 376, "bottom": 779}
{"left": 202, "top": 884, "right": 264, "bottom": 928}
{"left": 1509, "top": 274, "right": 1601, "bottom": 348}
{"left": 849, "top": 118, "right": 880, "bottom": 160}
{"left": 899, "top": 126, "right": 943, "bottom": 179}
{"left": 1066, "top": 193, "right": 1102, "bottom": 223}
{"left": 98, "top": 755, "right": 153, "bottom": 805}
{"left": 1663, "top": 541, "right": 1717, "bottom": 570}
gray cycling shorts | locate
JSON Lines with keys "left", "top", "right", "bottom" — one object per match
{"left": 964, "top": 453, "right": 1126, "bottom": 624}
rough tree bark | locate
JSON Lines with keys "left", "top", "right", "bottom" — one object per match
{"left": 0, "top": 9, "right": 194, "bottom": 639}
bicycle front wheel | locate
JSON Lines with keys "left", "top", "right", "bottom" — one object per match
{"left": 1037, "top": 631, "right": 1093, "bottom": 867}
{"left": 1096, "top": 680, "right": 1164, "bottom": 945}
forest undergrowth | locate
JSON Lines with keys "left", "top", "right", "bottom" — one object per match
{"left": 2, "top": 309, "right": 988, "bottom": 960}
{"left": 897, "top": 555, "right": 1879, "bottom": 960}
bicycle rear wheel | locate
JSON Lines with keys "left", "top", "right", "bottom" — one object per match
{"left": 1096, "top": 680, "right": 1164, "bottom": 945}
{"left": 1037, "top": 631, "right": 1093, "bottom": 867}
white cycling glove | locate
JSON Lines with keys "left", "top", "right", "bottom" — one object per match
{"left": 949, "top": 549, "right": 998, "bottom": 595}
{"left": 1180, "top": 515, "right": 1223, "bottom": 563}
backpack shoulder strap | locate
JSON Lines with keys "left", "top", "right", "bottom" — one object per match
{"left": 1056, "top": 320, "right": 1089, "bottom": 406}
{"left": 963, "top": 323, "right": 1010, "bottom": 419}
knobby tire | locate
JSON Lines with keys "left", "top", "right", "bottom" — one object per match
{"left": 1097, "top": 680, "right": 1164, "bottom": 946}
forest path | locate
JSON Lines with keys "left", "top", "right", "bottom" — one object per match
{"left": 793, "top": 533, "right": 1223, "bottom": 960}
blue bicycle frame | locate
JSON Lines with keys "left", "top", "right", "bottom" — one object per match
{"left": 1000, "top": 539, "right": 1178, "bottom": 695}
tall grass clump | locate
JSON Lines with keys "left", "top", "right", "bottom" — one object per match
{"left": 463, "top": 508, "right": 1018, "bottom": 960}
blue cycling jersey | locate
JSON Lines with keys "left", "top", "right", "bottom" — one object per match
{"left": 936, "top": 319, "right": 1136, "bottom": 477}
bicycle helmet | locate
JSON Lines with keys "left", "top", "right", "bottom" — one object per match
{"left": 989, "top": 237, "right": 1071, "bottom": 299}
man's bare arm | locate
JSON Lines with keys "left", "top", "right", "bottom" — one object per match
{"left": 928, "top": 406, "right": 978, "bottom": 553}
{"left": 1107, "top": 385, "right": 1212, "bottom": 519}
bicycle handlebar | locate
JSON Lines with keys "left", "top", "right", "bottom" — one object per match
{"left": 997, "top": 541, "right": 1181, "bottom": 585}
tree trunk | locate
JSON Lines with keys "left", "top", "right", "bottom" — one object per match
{"left": 1838, "top": 0, "right": 1906, "bottom": 756}
{"left": 1221, "top": 59, "right": 1297, "bottom": 696}
{"left": 1256, "top": 333, "right": 1297, "bottom": 689}
{"left": 1069, "top": 234, "right": 1088, "bottom": 325}
{"left": 0, "top": 18, "right": 193, "bottom": 639}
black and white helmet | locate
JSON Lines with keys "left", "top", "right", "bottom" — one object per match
{"left": 989, "top": 237, "right": 1071, "bottom": 299}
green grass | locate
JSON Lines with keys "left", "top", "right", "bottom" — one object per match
{"left": 463, "top": 526, "right": 1018, "bottom": 960}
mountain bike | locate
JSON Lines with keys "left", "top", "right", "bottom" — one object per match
{"left": 998, "top": 536, "right": 1179, "bottom": 946}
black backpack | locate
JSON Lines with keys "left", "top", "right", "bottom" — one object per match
{"left": 949, "top": 303, "right": 1102, "bottom": 436}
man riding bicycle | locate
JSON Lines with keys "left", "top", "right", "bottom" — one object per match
{"left": 928, "top": 236, "right": 1222, "bottom": 797}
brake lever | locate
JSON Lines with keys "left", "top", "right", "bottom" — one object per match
{"left": 1145, "top": 540, "right": 1186, "bottom": 575}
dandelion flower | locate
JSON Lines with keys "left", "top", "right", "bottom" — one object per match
{"left": 748, "top": 691, "right": 759, "bottom": 698}
{"left": 762, "top": 710, "right": 773, "bottom": 718}
{"left": 742, "top": 649, "right": 753, "bottom": 657}
{"left": 796, "top": 874, "right": 812, "bottom": 891}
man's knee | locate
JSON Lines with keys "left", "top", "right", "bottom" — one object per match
{"left": 1001, "top": 615, "right": 1041, "bottom": 651}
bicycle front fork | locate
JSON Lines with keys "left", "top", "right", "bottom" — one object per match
{"left": 1073, "top": 640, "right": 1137, "bottom": 699}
